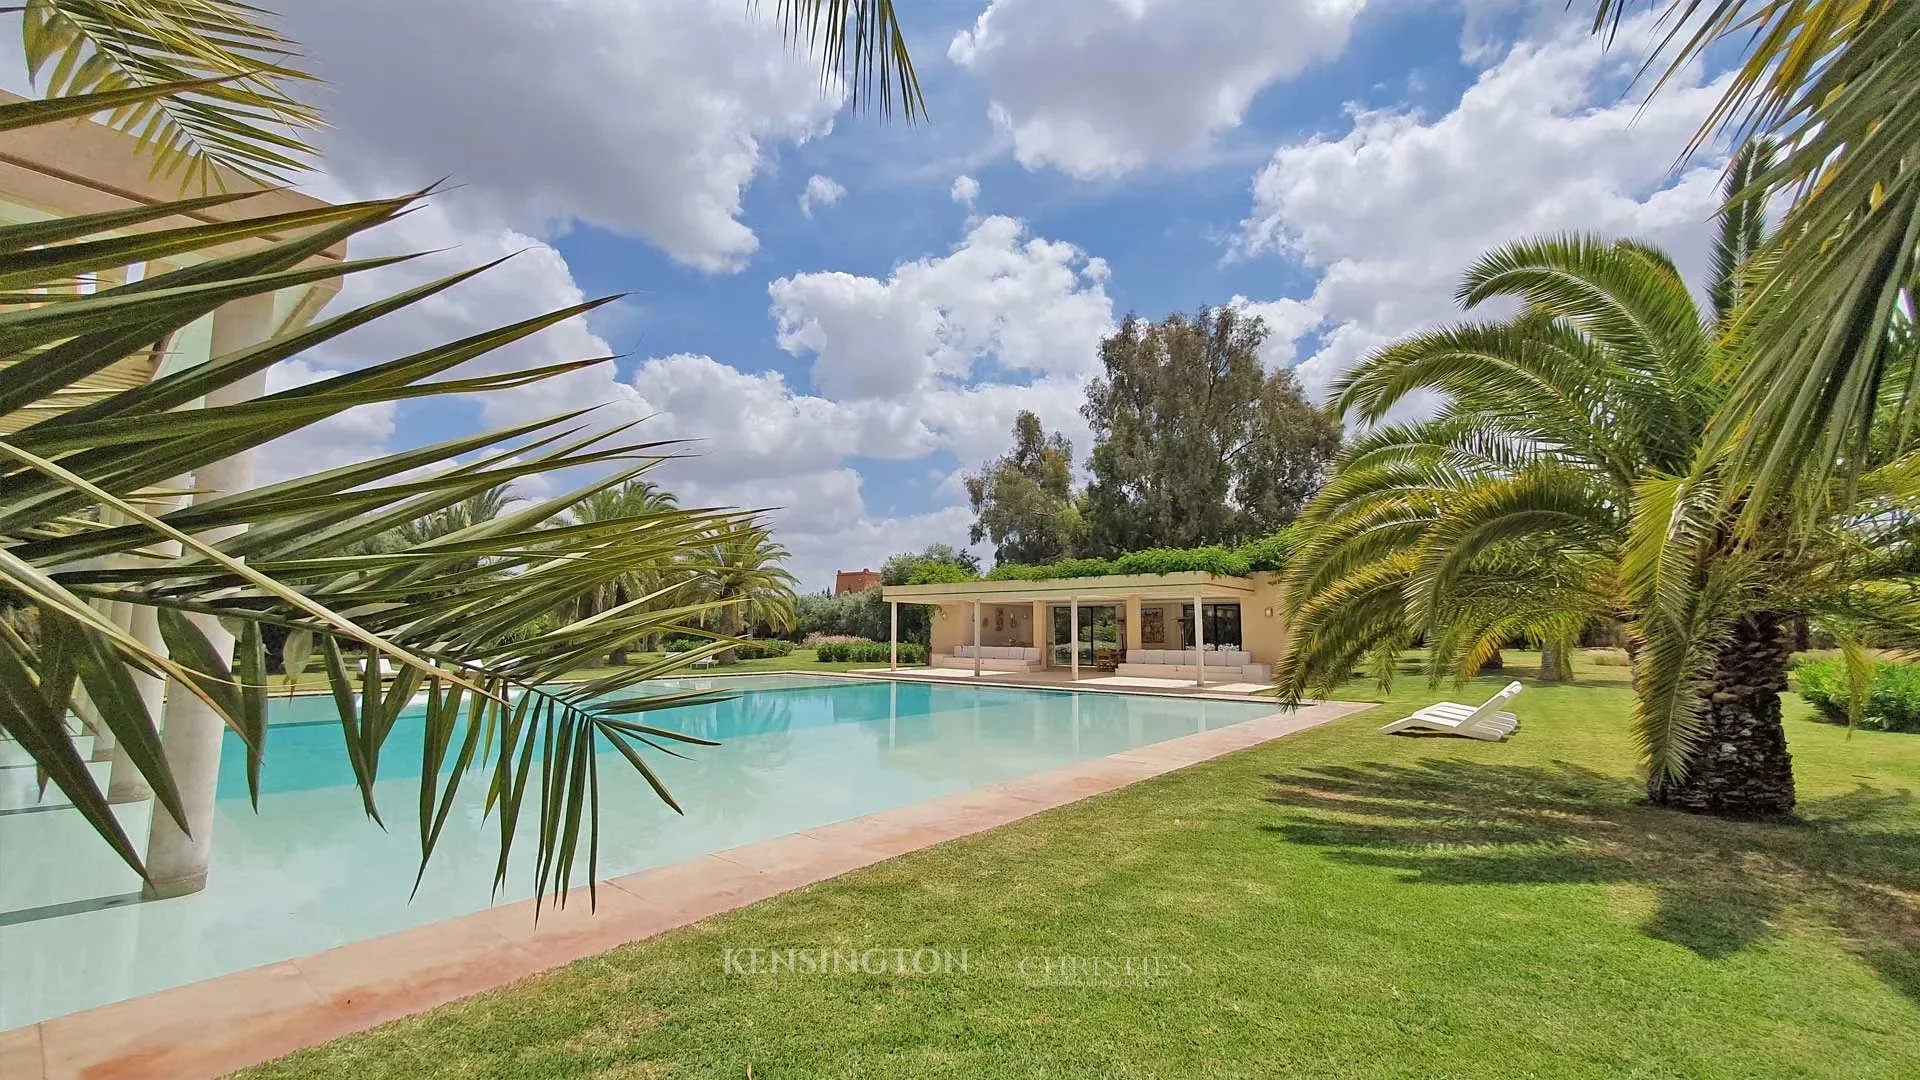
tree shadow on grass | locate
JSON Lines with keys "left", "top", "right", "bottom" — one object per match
{"left": 1261, "top": 760, "right": 1920, "bottom": 1003}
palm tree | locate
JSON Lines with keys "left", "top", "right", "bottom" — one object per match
{"left": 1590, "top": 1, "right": 1919, "bottom": 528}
{"left": 1280, "top": 171, "right": 1920, "bottom": 816}
{"left": 562, "top": 478, "right": 683, "bottom": 665}
{"left": 1, "top": 0, "right": 906, "bottom": 902}
{"left": 693, "top": 525, "right": 799, "bottom": 664}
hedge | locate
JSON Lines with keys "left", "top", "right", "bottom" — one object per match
{"left": 661, "top": 637, "right": 793, "bottom": 661}
{"left": 1794, "top": 657, "right": 1920, "bottom": 733}
{"left": 815, "top": 641, "right": 926, "bottom": 664}
{"left": 977, "top": 529, "right": 1295, "bottom": 583}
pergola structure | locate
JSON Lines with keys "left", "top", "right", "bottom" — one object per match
{"left": 882, "top": 570, "right": 1289, "bottom": 687}
{"left": 2, "top": 90, "right": 347, "bottom": 897}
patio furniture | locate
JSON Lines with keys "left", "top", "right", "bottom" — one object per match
{"left": 1379, "top": 681, "right": 1523, "bottom": 741}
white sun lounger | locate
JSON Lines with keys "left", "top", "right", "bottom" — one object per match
{"left": 1380, "top": 680, "right": 1523, "bottom": 741}
{"left": 665, "top": 650, "right": 717, "bottom": 669}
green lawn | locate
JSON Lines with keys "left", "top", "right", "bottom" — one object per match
{"left": 246, "top": 659, "right": 1920, "bottom": 1079}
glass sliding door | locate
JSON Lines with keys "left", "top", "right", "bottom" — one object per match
{"left": 1048, "top": 604, "right": 1127, "bottom": 668}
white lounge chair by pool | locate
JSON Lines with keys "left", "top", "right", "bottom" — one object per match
{"left": 1380, "top": 681, "right": 1522, "bottom": 741}
{"left": 666, "top": 651, "right": 717, "bottom": 669}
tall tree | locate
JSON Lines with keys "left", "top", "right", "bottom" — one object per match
{"left": 694, "top": 525, "right": 799, "bottom": 665}
{"left": 881, "top": 544, "right": 980, "bottom": 584}
{"left": 563, "top": 479, "right": 682, "bottom": 666}
{"left": 1279, "top": 217, "right": 1920, "bottom": 816}
{"left": 965, "top": 411, "right": 1085, "bottom": 566}
{"left": 1082, "top": 308, "right": 1340, "bottom": 555}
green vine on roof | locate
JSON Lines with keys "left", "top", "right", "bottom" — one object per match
{"left": 961, "top": 529, "right": 1295, "bottom": 583}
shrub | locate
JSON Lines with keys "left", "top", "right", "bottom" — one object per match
{"left": 732, "top": 639, "right": 794, "bottom": 660}
{"left": 793, "top": 590, "right": 887, "bottom": 641}
{"left": 1795, "top": 658, "right": 1920, "bottom": 733}
{"left": 802, "top": 633, "right": 870, "bottom": 649}
{"left": 814, "top": 641, "right": 924, "bottom": 664}
{"left": 661, "top": 637, "right": 709, "bottom": 654}
{"left": 906, "top": 561, "right": 975, "bottom": 585}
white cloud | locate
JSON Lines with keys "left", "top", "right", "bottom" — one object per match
{"left": 798, "top": 174, "right": 846, "bottom": 218}
{"left": 1235, "top": 18, "right": 1734, "bottom": 403}
{"left": 1224, "top": 294, "right": 1324, "bottom": 371}
{"left": 282, "top": 0, "right": 839, "bottom": 272}
{"left": 951, "top": 174, "right": 980, "bottom": 207}
{"left": 769, "top": 215, "right": 1115, "bottom": 400}
{"left": 253, "top": 359, "right": 398, "bottom": 485}
{"left": 949, "top": 0, "right": 1367, "bottom": 178}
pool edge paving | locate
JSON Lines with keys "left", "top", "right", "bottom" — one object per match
{"left": 7, "top": 699, "right": 1374, "bottom": 1080}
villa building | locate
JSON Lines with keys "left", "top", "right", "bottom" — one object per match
{"left": 0, "top": 89, "right": 345, "bottom": 898}
{"left": 882, "top": 570, "right": 1288, "bottom": 687}
{"left": 834, "top": 568, "right": 883, "bottom": 596}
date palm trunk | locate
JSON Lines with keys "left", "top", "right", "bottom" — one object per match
{"left": 1538, "top": 641, "right": 1572, "bottom": 683}
{"left": 1647, "top": 613, "right": 1796, "bottom": 816}
{"left": 714, "top": 592, "right": 741, "bottom": 665}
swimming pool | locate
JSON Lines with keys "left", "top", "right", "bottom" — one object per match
{"left": 0, "top": 675, "right": 1278, "bottom": 1027}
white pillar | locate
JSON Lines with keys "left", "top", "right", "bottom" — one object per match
{"left": 889, "top": 601, "right": 899, "bottom": 670}
{"left": 1069, "top": 597, "right": 1080, "bottom": 682}
{"left": 144, "top": 294, "right": 275, "bottom": 898}
{"left": 972, "top": 600, "right": 981, "bottom": 678}
{"left": 1193, "top": 595, "right": 1206, "bottom": 688}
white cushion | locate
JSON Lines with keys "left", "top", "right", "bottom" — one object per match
{"left": 1023, "top": 647, "right": 1040, "bottom": 661}
{"left": 988, "top": 646, "right": 1008, "bottom": 659}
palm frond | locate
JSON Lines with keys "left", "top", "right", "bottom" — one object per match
{"left": 18, "top": 0, "right": 321, "bottom": 187}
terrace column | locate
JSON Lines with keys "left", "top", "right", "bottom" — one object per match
{"left": 1069, "top": 598, "right": 1080, "bottom": 682}
{"left": 144, "top": 294, "right": 276, "bottom": 899}
{"left": 889, "top": 601, "right": 899, "bottom": 670}
{"left": 972, "top": 600, "right": 981, "bottom": 678}
{"left": 1124, "top": 595, "right": 1143, "bottom": 655}
{"left": 1030, "top": 600, "right": 1045, "bottom": 661}
{"left": 1193, "top": 594, "right": 1206, "bottom": 689}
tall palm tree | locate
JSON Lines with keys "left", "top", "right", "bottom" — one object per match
{"left": 1591, "top": 1, "right": 1919, "bottom": 528}
{"left": 562, "top": 478, "right": 683, "bottom": 665}
{"left": 693, "top": 525, "right": 799, "bottom": 664}
{"left": 1280, "top": 177, "right": 1920, "bottom": 815}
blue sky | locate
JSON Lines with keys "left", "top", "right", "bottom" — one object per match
{"left": 5, "top": 1, "right": 1736, "bottom": 590}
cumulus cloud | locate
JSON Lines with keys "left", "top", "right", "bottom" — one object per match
{"left": 1234, "top": 17, "right": 1733, "bottom": 403}
{"left": 798, "top": 174, "right": 846, "bottom": 218}
{"left": 281, "top": 0, "right": 838, "bottom": 272}
{"left": 949, "top": 0, "right": 1367, "bottom": 177}
{"left": 769, "top": 215, "right": 1114, "bottom": 400}
{"left": 951, "top": 174, "right": 980, "bottom": 207}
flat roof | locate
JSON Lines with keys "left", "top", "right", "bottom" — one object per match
{"left": 883, "top": 571, "right": 1257, "bottom": 604}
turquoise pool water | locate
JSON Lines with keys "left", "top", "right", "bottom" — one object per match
{"left": 0, "top": 675, "right": 1277, "bottom": 1027}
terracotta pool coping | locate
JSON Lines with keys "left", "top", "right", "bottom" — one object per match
{"left": 2, "top": 699, "right": 1374, "bottom": 1080}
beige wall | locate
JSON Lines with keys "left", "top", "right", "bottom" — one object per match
{"left": 926, "top": 601, "right": 1037, "bottom": 651}
{"left": 1241, "top": 574, "right": 1290, "bottom": 665}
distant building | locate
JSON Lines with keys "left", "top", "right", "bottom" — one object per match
{"left": 834, "top": 568, "right": 883, "bottom": 596}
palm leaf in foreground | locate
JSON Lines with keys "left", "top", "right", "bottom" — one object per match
{"left": 0, "top": 85, "right": 795, "bottom": 909}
